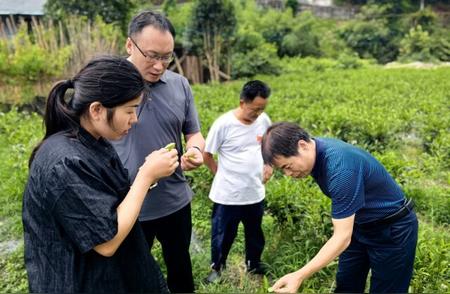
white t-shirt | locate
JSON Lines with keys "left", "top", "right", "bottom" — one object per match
{"left": 205, "top": 111, "right": 272, "bottom": 205}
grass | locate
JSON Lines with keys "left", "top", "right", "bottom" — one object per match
{"left": 0, "top": 64, "right": 448, "bottom": 292}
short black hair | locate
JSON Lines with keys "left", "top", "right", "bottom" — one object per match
{"left": 128, "top": 10, "right": 176, "bottom": 39}
{"left": 240, "top": 80, "right": 271, "bottom": 103}
{"left": 261, "top": 122, "right": 311, "bottom": 165}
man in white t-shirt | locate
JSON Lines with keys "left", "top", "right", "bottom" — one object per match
{"left": 203, "top": 80, "right": 273, "bottom": 283}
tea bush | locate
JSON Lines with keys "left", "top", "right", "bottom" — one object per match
{"left": 0, "top": 110, "right": 43, "bottom": 241}
{"left": 0, "top": 65, "right": 448, "bottom": 292}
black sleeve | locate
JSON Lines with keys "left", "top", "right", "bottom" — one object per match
{"left": 49, "top": 158, "right": 119, "bottom": 253}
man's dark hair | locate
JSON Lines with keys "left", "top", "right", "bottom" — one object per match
{"left": 128, "top": 10, "right": 176, "bottom": 38}
{"left": 240, "top": 80, "right": 271, "bottom": 103}
{"left": 261, "top": 122, "right": 311, "bottom": 165}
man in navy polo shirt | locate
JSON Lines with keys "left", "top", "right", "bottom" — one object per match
{"left": 261, "top": 122, "right": 418, "bottom": 293}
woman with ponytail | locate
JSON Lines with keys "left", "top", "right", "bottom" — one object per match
{"left": 23, "top": 55, "right": 177, "bottom": 293}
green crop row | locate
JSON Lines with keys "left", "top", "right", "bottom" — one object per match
{"left": 0, "top": 65, "right": 448, "bottom": 292}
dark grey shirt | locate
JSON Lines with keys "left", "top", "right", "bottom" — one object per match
{"left": 22, "top": 128, "right": 168, "bottom": 293}
{"left": 111, "top": 70, "right": 201, "bottom": 220}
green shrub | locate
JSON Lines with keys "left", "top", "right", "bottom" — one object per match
{"left": 399, "top": 25, "right": 436, "bottom": 62}
{"left": 410, "top": 221, "right": 450, "bottom": 293}
{"left": 0, "top": 26, "right": 72, "bottom": 82}
{"left": 280, "top": 11, "right": 322, "bottom": 58}
{"left": 430, "top": 28, "right": 450, "bottom": 62}
{"left": 231, "top": 43, "right": 280, "bottom": 78}
{"left": 1, "top": 65, "right": 449, "bottom": 293}
{"left": 401, "top": 7, "right": 439, "bottom": 34}
{"left": 165, "top": 1, "right": 194, "bottom": 48}
{"left": 0, "top": 109, "right": 43, "bottom": 240}
{"left": 232, "top": 26, "right": 266, "bottom": 54}
{"left": 0, "top": 244, "right": 28, "bottom": 293}
{"left": 338, "top": 4, "right": 399, "bottom": 63}
{"left": 44, "top": 0, "right": 134, "bottom": 33}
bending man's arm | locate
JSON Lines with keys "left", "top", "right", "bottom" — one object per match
{"left": 271, "top": 214, "right": 355, "bottom": 293}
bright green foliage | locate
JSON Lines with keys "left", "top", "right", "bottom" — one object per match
{"left": 0, "top": 17, "right": 124, "bottom": 104}
{"left": 162, "top": 0, "right": 177, "bottom": 15}
{"left": 410, "top": 222, "right": 450, "bottom": 293}
{"left": 399, "top": 25, "right": 435, "bottom": 62}
{"left": 0, "top": 110, "right": 43, "bottom": 241}
{"left": 185, "top": 1, "right": 237, "bottom": 55}
{"left": 185, "top": 0, "right": 237, "bottom": 81}
{"left": 430, "top": 28, "right": 450, "bottom": 62}
{"left": 164, "top": 2, "right": 194, "bottom": 47}
{"left": 401, "top": 7, "right": 439, "bottom": 33}
{"left": 231, "top": 42, "right": 280, "bottom": 78}
{"left": 0, "top": 244, "right": 27, "bottom": 293}
{"left": 44, "top": 0, "right": 134, "bottom": 32}
{"left": 0, "top": 26, "right": 72, "bottom": 83}
{"left": 335, "top": 0, "right": 420, "bottom": 13}
{"left": 280, "top": 11, "right": 322, "bottom": 58}
{"left": 339, "top": 2, "right": 449, "bottom": 63}
{"left": 0, "top": 64, "right": 449, "bottom": 293}
{"left": 285, "top": 0, "right": 299, "bottom": 16}
{"left": 190, "top": 65, "right": 449, "bottom": 292}
{"left": 247, "top": 6, "right": 295, "bottom": 53}
{"left": 339, "top": 4, "right": 398, "bottom": 63}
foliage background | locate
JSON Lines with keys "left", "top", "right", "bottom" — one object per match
{"left": 0, "top": 0, "right": 449, "bottom": 293}
{"left": 1, "top": 64, "right": 449, "bottom": 293}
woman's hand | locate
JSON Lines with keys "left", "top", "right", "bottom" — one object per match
{"left": 139, "top": 148, "right": 179, "bottom": 181}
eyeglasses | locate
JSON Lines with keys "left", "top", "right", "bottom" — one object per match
{"left": 129, "top": 37, "right": 174, "bottom": 64}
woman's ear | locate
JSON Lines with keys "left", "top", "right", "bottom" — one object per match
{"left": 88, "top": 102, "right": 105, "bottom": 121}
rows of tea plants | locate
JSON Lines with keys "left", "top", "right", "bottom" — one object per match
{"left": 0, "top": 64, "right": 448, "bottom": 292}
{"left": 189, "top": 63, "right": 449, "bottom": 292}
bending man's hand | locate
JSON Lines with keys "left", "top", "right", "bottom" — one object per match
{"left": 271, "top": 271, "right": 303, "bottom": 293}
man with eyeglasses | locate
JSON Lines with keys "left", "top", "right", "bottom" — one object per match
{"left": 111, "top": 11, "right": 204, "bottom": 293}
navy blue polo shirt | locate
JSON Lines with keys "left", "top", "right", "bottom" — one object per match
{"left": 311, "top": 138, "right": 405, "bottom": 224}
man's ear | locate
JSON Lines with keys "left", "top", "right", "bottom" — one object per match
{"left": 126, "top": 37, "right": 133, "bottom": 55}
{"left": 88, "top": 102, "right": 104, "bottom": 121}
{"left": 297, "top": 139, "right": 309, "bottom": 151}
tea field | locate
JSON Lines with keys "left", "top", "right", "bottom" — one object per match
{"left": 0, "top": 62, "right": 449, "bottom": 292}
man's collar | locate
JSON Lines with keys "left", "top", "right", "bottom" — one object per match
{"left": 148, "top": 71, "right": 168, "bottom": 86}
{"left": 159, "top": 71, "right": 168, "bottom": 83}
{"left": 311, "top": 138, "right": 325, "bottom": 177}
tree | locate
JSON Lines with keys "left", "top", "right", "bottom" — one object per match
{"left": 44, "top": 0, "right": 134, "bottom": 32}
{"left": 185, "top": 0, "right": 237, "bottom": 82}
{"left": 285, "top": 0, "right": 299, "bottom": 16}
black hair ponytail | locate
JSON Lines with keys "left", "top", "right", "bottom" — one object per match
{"left": 44, "top": 79, "right": 79, "bottom": 138}
{"left": 28, "top": 55, "right": 146, "bottom": 167}
{"left": 28, "top": 79, "right": 78, "bottom": 166}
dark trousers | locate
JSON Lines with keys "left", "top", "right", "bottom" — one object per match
{"left": 210, "top": 201, "right": 265, "bottom": 270}
{"left": 335, "top": 210, "right": 418, "bottom": 293}
{"left": 140, "top": 203, "right": 194, "bottom": 293}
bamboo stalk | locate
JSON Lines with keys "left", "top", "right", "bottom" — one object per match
{"left": 32, "top": 16, "right": 47, "bottom": 51}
